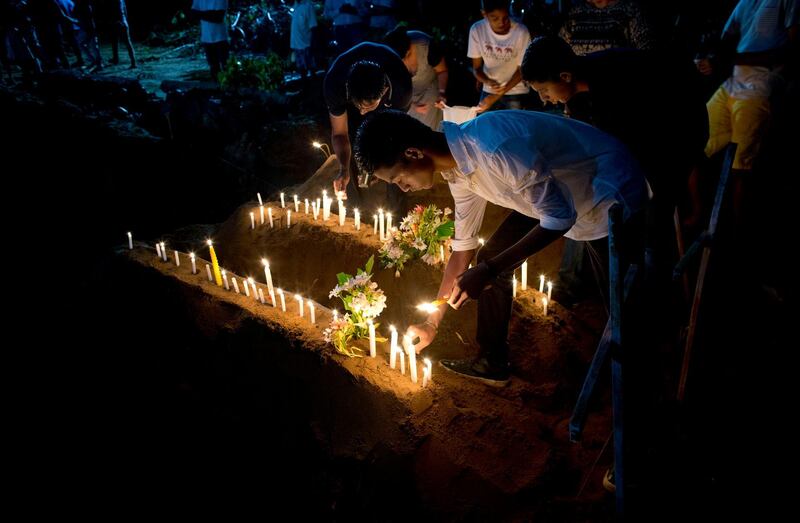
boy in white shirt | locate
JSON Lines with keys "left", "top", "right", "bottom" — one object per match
{"left": 290, "top": 0, "right": 317, "bottom": 78}
{"left": 468, "top": 0, "right": 531, "bottom": 112}
{"left": 191, "top": 0, "right": 229, "bottom": 81}
{"left": 354, "top": 109, "right": 648, "bottom": 384}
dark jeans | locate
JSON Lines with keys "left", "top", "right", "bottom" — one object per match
{"left": 477, "top": 210, "right": 644, "bottom": 366}
{"left": 203, "top": 41, "right": 229, "bottom": 81}
{"left": 111, "top": 20, "right": 136, "bottom": 65}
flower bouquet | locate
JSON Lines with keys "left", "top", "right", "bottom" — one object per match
{"left": 324, "top": 256, "right": 387, "bottom": 357}
{"left": 379, "top": 204, "right": 455, "bottom": 274}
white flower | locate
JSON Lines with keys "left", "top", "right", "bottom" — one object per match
{"left": 413, "top": 238, "right": 427, "bottom": 251}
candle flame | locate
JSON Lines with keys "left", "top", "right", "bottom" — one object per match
{"left": 261, "top": 258, "right": 268, "bottom": 266}
{"left": 190, "top": 252, "right": 195, "bottom": 258}
{"left": 295, "top": 294, "right": 301, "bottom": 300}
{"left": 312, "top": 141, "right": 321, "bottom": 148}
{"left": 248, "top": 277, "right": 255, "bottom": 283}
{"left": 390, "top": 324, "right": 396, "bottom": 332}
{"left": 416, "top": 301, "right": 443, "bottom": 314}
{"left": 206, "top": 239, "right": 213, "bottom": 246}
{"left": 367, "top": 319, "right": 374, "bottom": 325}
{"left": 478, "top": 238, "right": 485, "bottom": 246}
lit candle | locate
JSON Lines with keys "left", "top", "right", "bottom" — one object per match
{"left": 312, "top": 201, "right": 319, "bottom": 220}
{"left": 248, "top": 277, "right": 258, "bottom": 300}
{"left": 422, "top": 358, "right": 432, "bottom": 388}
{"left": 368, "top": 320, "right": 376, "bottom": 358}
{"left": 521, "top": 260, "right": 528, "bottom": 290}
{"left": 207, "top": 240, "right": 223, "bottom": 286}
{"left": 478, "top": 238, "right": 485, "bottom": 247}
{"left": 354, "top": 208, "right": 360, "bottom": 230}
{"left": 222, "top": 269, "right": 229, "bottom": 290}
{"left": 243, "top": 278, "right": 250, "bottom": 297}
{"left": 257, "top": 192, "right": 263, "bottom": 206}
{"left": 294, "top": 194, "right": 299, "bottom": 213}
{"left": 389, "top": 325, "right": 398, "bottom": 368}
{"left": 547, "top": 281, "right": 553, "bottom": 301}
{"left": 250, "top": 212, "right": 255, "bottom": 230}
{"left": 155, "top": 242, "right": 161, "bottom": 259}
{"left": 258, "top": 287, "right": 266, "bottom": 304}
{"left": 287, "top": 210, "right": 292, "bottom": 227}
{"left": 405, "top": 335, "right": 417, "bottom": 384}
{"left": 160, "top": 242, "right": 167, "bottom": 261}
{"left": 174, "top": 250, "right": 180, "bottom": 267}
{"left": 308, "top": 300, "right": 315, "bottom": 324}
{"left": 339, "top": 204, "right": 346, "bottom": 227}
{"left": 304, "top": 198, "right": 309, "bottom": 214}
{"left": 399, "top": 348, "right": 405, "bottom": 375}
{"left": 269, "top": 288, "right": 276, "bottom": 307}
{"left": 335, "top": 190, "right": 346, "bottom": 201}
{"left": 206, "top": 264, "right": 212, "bottom": 282}
{"left": 190, "top": 252, "right": 197, "bottom": 274}
{"left": 295, "top": 294, "right": 304, "bottom": 317}
{"left": 261, "top": 258, "right": 274, "bottom": 294}
{"left": 512, "top": 274, "right": 517, "bottom": 298}
{"left": 260, "top": 205, "right": 265, "bottom": 225}
{"left": 542, "top": 297, "right": 549, "bottom": 316}
{"left": 232, "top": 278, "right": 240, "bottom": 294}
{"left": 332, "top": 309, "right": 338, "bottom": 322}
{"left": 386, "top": 213, "right": 392, "bottom": 233}
{"left": 378, "top": 209, "right": 385, "bottom": 240}
{"left": 539, "top": 274, "right": 545, "bottom": 293}
{"left": 316, "top": 198, "right": 321, "bottom": 219}
{"left": 277, "top": 288, "right": 286, "bottom": 312}
{"left": 268, "top": 207, "right": 274, "bottom": 228}
{"left": 127, "top": 232, "right": 133, "bottom": 250}
{"left": 280, "top": 192, "right": 285, "bottom": 208}
{"left": 373, "top": 214, "right": 378, "bottom": 235}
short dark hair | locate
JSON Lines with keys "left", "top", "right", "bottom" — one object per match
{"left": 481, "top": 0, "right": 510, "bottom": 13}
{"left": 383, "top": 24, "right": 411, "bottom": 58}
{"left": 346, "top": 60, "right": 387, "bottom": 104}
{"left": 521, "top": 36, "right": 579, "bottom": 83}
{"left": 355, "top": 110, "right": 436, "bottom": 177}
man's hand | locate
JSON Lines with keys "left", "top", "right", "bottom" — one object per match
{"left": 448, "top": 262, "right": 492, "bottom": 309}
{"left": 476, "top": 93, "right": 500, "bottom": 113}
{"left": 333, "top": 168, "right": 350, "bottom": 193}
{"left": 406, "top": 322, "right": 437, "bottom": 353}
{"left": 413, "top": 102, "right": 430, "bottom": 114}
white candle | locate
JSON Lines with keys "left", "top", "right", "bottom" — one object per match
{"left": 269, "top": 288, "right": 276, "bottom": 307}
{"left": 440, "top": 244, "right": 445, "bottom": 263}
{"left": 399, "top": 348, "right": 405, "bottom": 375}
{"left": 268, "top": 207, "right": 274, "bottom": 228}
{"left": 127, "top": 232, "right": 133, "bottom": 250}
{"left": 280, "top": 192, "right": 285, "bottom": 208}
{"left": 547, "top": 281, "right": 553, "bottom": 301}
{"left": 405, "top": 335, "right": 418, "bottom": 384}
{"left": 155, "top": 242, "right": 161, "bottom": 259}
{"left": 422, "top": 358, "right": 432, "bottom": 388}
{"left": 295, "top": 294, "right": 304, "bottom": 317}
{"left": 308, "top": 300, "right": 315, "bottom": 324}
{"left": 260, "top": 205, "right": 265, "bottom": 224}
{"left": 222, "top": 269, "right": 230, "bottom": 290}
{"left": 190, "top": 252, "right": 197, "bottom": 274}
{"left": 261, "top": 259, "right": 274, "bottom": 294}
{"left": 316, "top": 198, "right": 321, "bottom": 219}
{"left": 354, "top": 209, "right": 360, "bottom": 230}
{"left": 287, "top": 210, "right": 292, "bottom": 227}
{"left": 368, "top": 320, "right": 376, "bottom": 358}
{"left": 332, "top": 309, "right": 338, "bottom": 322}
{"left": 378, "top": 209, "right": 385, "bottom": 240}
{"left": 258, "top": 287, "right": 266, "bottom": 304}
{"left": 257, "top": 192, "right": 263, "bottom": 206}
{"left": 389, "top": 325, "right": 398, "bottom": 368}
{"left": 339, "top": 204, "right": 346, "bottom": 227}
{"left": 335, "top": 190, "right": 346, "bottom": 201}
{"left": 294, "top": 194, "right": 299, "bottom": 213}
{"left": 206, "top": 264, "right": 213, "bottom": 281}
{"left": 243, "top": 278, "right": 250, "bottom": 297}
{"left": 277, "top": 288, "right": 286, "bottom": 312}
{"left": 250, "top": 212, "right": 255, "bottom": 230}
{"left": 542, "top": 297, "right": 548, "bottom": 316}
{"left": 539, "top": 274, "right": 545, "bottom": 293}
{"left": 373, "top": 214, "right": 378, "bottom": 235}
{"left": 512, "top": 274, "right": 517, "bottom": 298}
{"left": 386, "top": 213, "right": 392, "bottom": 234}
{"left": 174, "top": 250, "right": 180, "bottom": 267}
{"left": 312, "top": 201, "right": 319, "bottom": 220}
{"left": 304, "top": 198, "right": 309, "bottom": 214}
{"left": 160, "top": 242, "right": 167, "bottom": 261}
{"left": 248, "top": 278, "right": 258, "bottom": 301}
{"left": 232, "top": 278, "right": 240, "bottom": 294}
{"left": 521, "top": 260, "right": 528, "bottom": 290}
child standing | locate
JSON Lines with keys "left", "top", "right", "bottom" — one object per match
{"left": 290, "top": 0, "right": 317, "bottom": 78}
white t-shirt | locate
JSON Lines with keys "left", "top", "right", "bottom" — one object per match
{"left": 192, "top": 0, "right": 228, "bottom": 44}
{"left": 441, "top": 111, "right": 648, "bottom": 249}
{"left": 290, "top": 0, "right": 317, "bottom": 50}
{"left": 467, "top": 19, "right": 530, "bottom": 95}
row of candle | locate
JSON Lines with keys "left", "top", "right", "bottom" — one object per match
{"left": 511, "top": 261, "right": 554, "bottom": 316}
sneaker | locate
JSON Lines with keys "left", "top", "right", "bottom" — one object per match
{"left": 439, "top": 357, "right": 510, "bottom": 386}
{"left": 603, "top": 466, "right": 616, "bottom": 493}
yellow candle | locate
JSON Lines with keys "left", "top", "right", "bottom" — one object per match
{"left": 207, "top": 240, "right": 222, "bottom": 286}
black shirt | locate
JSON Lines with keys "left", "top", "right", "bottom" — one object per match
{"left": 323, "top": 42, "right": 413, "bottom": 117}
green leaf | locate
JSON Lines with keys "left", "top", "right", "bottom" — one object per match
{"left": 436, "top": 220, "right": 455, "bottom": 238}
{"left": 364, "top": 255, "right": 375, "bottom": 275}
{"left": 337, "top": 272, "right": 349, "bottom": 285}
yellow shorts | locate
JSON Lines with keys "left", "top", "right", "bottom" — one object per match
{"left": 704, "top": 86, "right": 771, "bottom": 170}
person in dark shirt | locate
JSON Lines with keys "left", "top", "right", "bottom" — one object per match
{"left": 323, "top": 42, "right": 412, "bottom": 205}
{"left": 521, "top": 35, "right": 708, "bottom": 304}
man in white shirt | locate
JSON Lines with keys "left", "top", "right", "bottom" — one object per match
{"left": 355, "top": 109, "right": 648, "bottom": 384}
{"left": 468, "top": 0, "right": 531, "bottom": 112}
{"left": 191, "top": 0, "right": 229, "bottom": 81}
